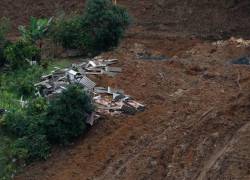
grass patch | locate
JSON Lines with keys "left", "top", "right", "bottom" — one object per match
{"left": 44, "top": 58, "right": 77, "bottom": 72}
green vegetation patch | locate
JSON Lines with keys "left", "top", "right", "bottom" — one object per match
{"left": 50, "top": 0, "right": 131, "bottom": 55}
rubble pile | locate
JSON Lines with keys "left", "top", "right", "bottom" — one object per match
{"left": 212, "top": 37, "right": 250, "bottom": 47}
{"left": 34, "top": 57, "right": 122, "bottom": 97}
{"left": 93, "top": 86, "right": 145, "bottom": 116}
{"left": 34, "top": 56, "right": 145, "bottom": 125}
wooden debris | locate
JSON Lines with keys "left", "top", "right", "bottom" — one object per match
{"left": 86, "top": 112, "right": 96, "bottom": 126}
{"left": 105, "top": 66, "right": 122, "bottom": 72}
{"left": 94, "top": 87, "right": 108, "bottom": 94}
{"left": 103, "top": 71, "right": 118, "bottom": 77}
{"left": 34, "top": 56, "right": 145, "bottom": 125}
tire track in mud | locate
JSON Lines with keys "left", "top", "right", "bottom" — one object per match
{"left": 197, "top": 122, "right": 250, "bottom": 180}
{"left": 94, "top": 119, "right": 173, "bottom": 180}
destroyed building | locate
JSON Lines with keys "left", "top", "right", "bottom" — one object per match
{"left": 34, "top": 56, "right": 145, "bottom": 125}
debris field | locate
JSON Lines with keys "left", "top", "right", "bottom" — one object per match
{"left": 34, "top": 56, "right": 145, "bottom": 125}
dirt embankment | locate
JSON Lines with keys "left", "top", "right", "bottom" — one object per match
{"left": 16, "top": 34, "right": 250, "bottom": 180}
{"left": 1, "top": 0, "right": 250, "bottom": 39}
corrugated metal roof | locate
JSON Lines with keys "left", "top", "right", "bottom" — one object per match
{"left": 78, "top": 76, "right": 96, "bottom": 90}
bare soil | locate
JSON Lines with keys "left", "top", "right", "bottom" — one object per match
{"left": 1, "top": 0, "right": 250, "bottom": 180}
{"left": 1, "top": 0, "right": 250, "bottom": 39}
{"left": 16, "top": 32, "right": 250, "bottom": 180}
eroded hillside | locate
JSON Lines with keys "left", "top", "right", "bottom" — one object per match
{"left": 1, "top": 0, "right": 250, "bottom": 39}
{"left": 0, "top": 0, "right": 250, "bottom": 180}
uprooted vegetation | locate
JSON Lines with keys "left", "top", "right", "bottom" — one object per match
{"left": 0, "top": 0, "right": 131, "bottom": 179}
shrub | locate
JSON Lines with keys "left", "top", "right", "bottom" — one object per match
{"left": 83, "top": 0, "right": 131, "bottom": 52}
{"left": 0, "top": 136, "right": 17, "bottom": 180}
{"left": 50, "top": 0, "right": 131, "bottom": 55}
{"left": 1, "top": 84, "right": 94, "bottom": 163}
{"left": 45, "top": 85, "right": 94, "bottom": 144}
{"left": 50, "top": 15, "right": 84, "bottom": 50}
{"left": 1, "top": 97, "right": 50, "bottom": 162}
{"left": 6, "top": 66, "right": 44, "bottom": 97}
{"left": 2, "top": 97, "right": 48, "bottom": 136}
{"left": 26, "top": 97, "right": 48, "bottom": 116}
{"left": 1, "top": 113, "right": 50, "bottom": 162}
{"left": 4, "top": 41, "right": 41, "bottom": 69}
{"left": 0, "top": 90, "right": 21, "bottom": 111}
{"left": 1, "top": 111, "right": 28, "bottom": 137}
{"left": 0, "top": 85, "right": 94, "bottom": 167}
{"left": 11, "top": 134, "right": 50, "bottom": 161}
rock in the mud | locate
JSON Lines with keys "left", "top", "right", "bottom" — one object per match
{"left": 231, "top": 56, "right": 250, "bottom": 65}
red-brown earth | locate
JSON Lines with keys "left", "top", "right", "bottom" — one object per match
{"left": 0, "top": 0, "right": 250, "bottom": 179}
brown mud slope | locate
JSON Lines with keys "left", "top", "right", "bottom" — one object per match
{"left": 1, "top": 0, "right": 249, "bottom": 180}
{"left": 17, "top": 35, "right": 250, "bottom": 180}
{"left": 1, "top": 0, "right": 250, "bottom": 39}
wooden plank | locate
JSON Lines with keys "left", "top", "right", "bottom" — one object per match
{"left": 94, "top": 87, "right": 108, "bottom": 94}
{"left": 105, "top": 66, "right": 122, "bottom": 72}
{"left": 103, "top": 71, "right": 118, "bottom": 77}
{"left": 85, "top": 72, "right": 103, "bottom": 75}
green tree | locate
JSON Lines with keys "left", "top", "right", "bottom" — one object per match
{"left": 19, "top": 17, "right": 52, "bottom": 45}
{"left": 45, "top": 85, "right": 94, "bottom": 144}
{"left": 84, "top": 0, "right": 131, "bottom": 52}
{"left": 50, "top": 0, "right": 131, "bottom": 55}
{"left": 4, "top": 41, "right": 40, "bottom": 69}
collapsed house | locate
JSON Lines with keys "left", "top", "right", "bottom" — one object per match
{"left": 34, "top": 56, "right": 145, "bottom": 125}
{"left": 93, "top": 86, "right": 145, "bottom": 116}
